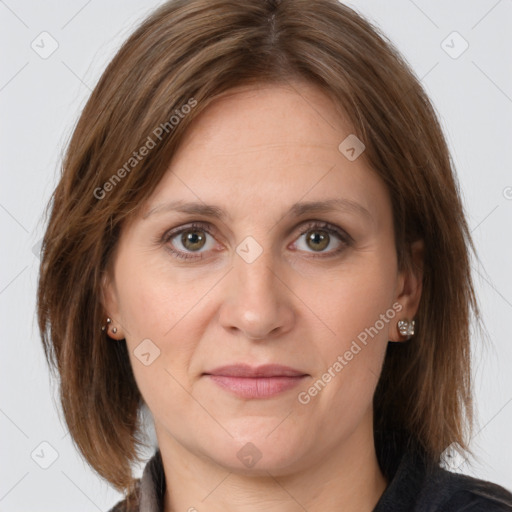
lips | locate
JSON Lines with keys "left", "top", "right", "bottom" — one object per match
{"left": 204, "top": 364, "right": 307, "bottom": 378}
{"left": 203, "top": 364, "right": 309, "bottom": 399}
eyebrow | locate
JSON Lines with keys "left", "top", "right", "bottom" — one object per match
{"left": 143, "top": 198, "right": 373, "bottom": 222}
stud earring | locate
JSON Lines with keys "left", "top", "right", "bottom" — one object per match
{"left": 397, "top": 319, "right": 415, "bottom": 339}
{"left": 101, "top": 317, "right": 112, "bottom": 332}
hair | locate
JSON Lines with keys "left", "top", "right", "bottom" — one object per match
{"left": 37, "top": 0, "right": 481, "bottom": 498}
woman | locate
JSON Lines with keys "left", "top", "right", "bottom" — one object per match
{"left": 37, "top": 0, "right": 512, "bottom": 510}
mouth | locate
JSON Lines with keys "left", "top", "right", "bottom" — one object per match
{"left": 203, "top": 364, "right": 309, "bottom": 399}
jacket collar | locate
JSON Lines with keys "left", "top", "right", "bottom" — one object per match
{"left": 134, "top": 430, "right": 427, "bottom": 512}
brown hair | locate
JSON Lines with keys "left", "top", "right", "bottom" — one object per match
{"left": 37, "top": 0, "right": 480, "bottom": 495}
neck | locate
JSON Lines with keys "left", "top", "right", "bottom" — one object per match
{"left": 159, "top": 415, "right": 388, "bottom": 512}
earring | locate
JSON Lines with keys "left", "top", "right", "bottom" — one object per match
{"left": 101, "top": 317, "right": 112, "bottom": 332}
{"left": 397, "top": 319, "right": 415, "bottom": 339}
{"left": 101, "top": 317, "right": 119, "bottom": 336}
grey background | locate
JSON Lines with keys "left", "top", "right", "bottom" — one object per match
{"left": 1, "top": 0, "right": 511, "bottom": 510}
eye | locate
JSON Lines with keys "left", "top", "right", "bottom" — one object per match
{"left": 161, "top": 220, "right": 352, "bottom": 261}
{"left": 292, "top": 221, "right": 352, "bottom": 258}
{"left": 163, "top": 222, "right": 217, "bottom": 260}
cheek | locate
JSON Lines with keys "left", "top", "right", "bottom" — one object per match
{"left": 118, "top": 274, "right": 169, "bottom": 339}
{"left": 114, "top": 247, "right": 196, "bottom": 340}
{"left": 300, "top": 247, "right": 397, "bottom": 411}
{"left": 113, "top": 251, "right": 216, "bottom": 400}
{"left": 116, "top": 270, "right": 198, "bottom": 422}
{"left": 308, "top": 250, "right": 397, "bottom": 348}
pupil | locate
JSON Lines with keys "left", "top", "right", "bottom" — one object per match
{"left": 308, "top": 230, "right": 328, "bottom": 251}
{"left": 183, "top": 231, "right": 205, "bottom": 250}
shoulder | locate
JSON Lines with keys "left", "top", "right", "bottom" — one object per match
{"left": 374, "top": 431, "right": 512, "bottom": 512}
{"left": 106, "top": 480, "right": 142, "bottom": 512}
{"left": 105, "top": 449, "right": 165, "bottom": 512}
{"left": 421, "top": 467, "right": 512, "bottom": 511}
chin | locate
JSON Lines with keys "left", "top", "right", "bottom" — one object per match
{"left": 196, "top": 424, "right": 310, "bottom": 475}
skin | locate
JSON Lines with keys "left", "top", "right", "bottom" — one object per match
{"left": 103, "top": 81, "right": 423, "bottom": 512}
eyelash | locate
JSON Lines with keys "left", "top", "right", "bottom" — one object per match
{"left": 161, "top": 221, "right": 352, "bottom": 261}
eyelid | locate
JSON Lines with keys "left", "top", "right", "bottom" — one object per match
{"left": 296, "top": 220, "right": 353, "bottom": 244}
{"left": 161, "top": 221, "right": 215, "bottom": 243}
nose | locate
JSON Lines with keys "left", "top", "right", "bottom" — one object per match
{"left": 218, "top": 246, "right": 295, "bottom": 341}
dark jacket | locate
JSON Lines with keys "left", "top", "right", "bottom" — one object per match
{"left": 108, "top": 430, "right": 512, "bottom": 511}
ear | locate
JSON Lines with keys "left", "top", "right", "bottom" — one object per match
{"left": 388, "top": 239, "right": 424, "bottom": 342}
{"left": 100, "top": 270, "right": 125, "bottom": 340}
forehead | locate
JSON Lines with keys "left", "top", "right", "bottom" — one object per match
{"left": 175, "top": 81, "right": 347, "bottom": 156}
{"left": 141, "top": 82, "right": 390, "bottom": 228}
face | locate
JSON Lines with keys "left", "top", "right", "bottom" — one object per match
{"left": 103, "top": 82, "right": 422, "bottom": 475}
